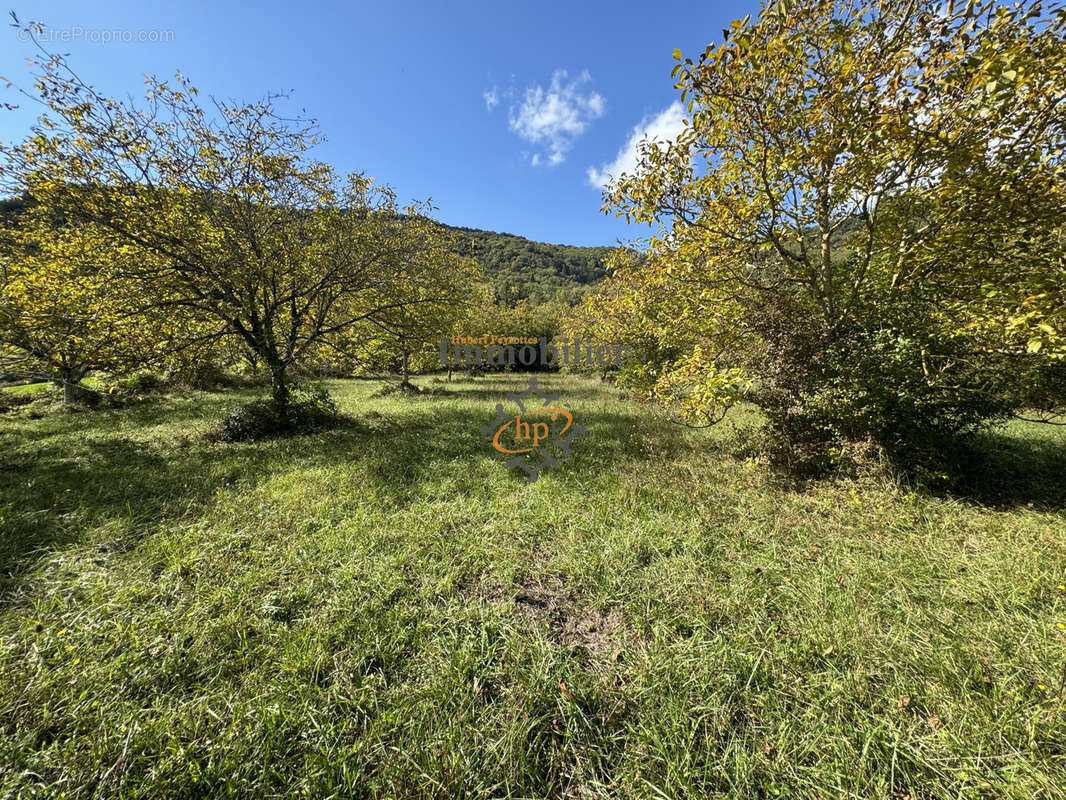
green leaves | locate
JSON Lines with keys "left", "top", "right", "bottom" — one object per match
{"left": 585, "top": 0, "right": 1066, "bottom": 450}
{"left": 0, "top": 50, "right": 484, "bottom": 390}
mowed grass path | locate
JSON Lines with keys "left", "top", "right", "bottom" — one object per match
{"left": 1, "top": 375, "right": 1064, "bottom": 799}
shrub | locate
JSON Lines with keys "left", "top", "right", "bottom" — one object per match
{"left": 217, "top": 399, "right": 283, "bottom": 442}
{"left": 750, "top": 321, "right": 1020, "bottom": 473}
{"left": 115, "top": 370, "right": 164, "bottom": 396}
{"left": 216, "top": 383, "right": 339, "bottom": 442}
{"left": 164, "top": 360, "right": 234, "bottom": 391}
{"left": 0, "top": 391, "right": 39, "bottom": 413}
{"left": 286, "top": 383, "right": 339, "bottom": 425}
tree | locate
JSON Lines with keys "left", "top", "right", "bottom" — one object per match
{"left": 1, "top": 38, "right": 476, "bottom": 415}
{"left": 0, "top": 206, "right": 189, "bottom": 404}
{"left": 591, "top": 0, "right": 1066, "bottom": 467}
{"left": 319, "top": 213, "right": 482, "bottom": 385}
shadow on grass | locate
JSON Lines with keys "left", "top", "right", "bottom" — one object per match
{"left": 936, "top": 424, "right": 1066, "bottom": 510}
{"left": 417, "top": 381, "right": 619, "bottom": 405}
{"left": 0, "top": 383, "right": 692, "bottom": 588}
{"left": 295, "top": 397, "right": 694, "bottom": 496}
{"left": 0, "top": 439, "right": 225, "bottom": 595}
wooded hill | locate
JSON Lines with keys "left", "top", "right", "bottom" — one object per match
{"left": 444, "top": 224, "right": 611, "bottom": 304}
{"left": 2, "top": 195, "right": 610, "bottom": 306}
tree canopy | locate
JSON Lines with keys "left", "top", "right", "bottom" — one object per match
{"left": 0, "top": 48, "right": 479, "bottom": 409}
{"left": 589, "top": 0, "right": 1066, "bottom": 468}
{"left": 445, "top": 225, "right": 610, "bottom": 305}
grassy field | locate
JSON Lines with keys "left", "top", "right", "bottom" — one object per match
{"left": 1, "top": 375, "right": 1064, "bottom": 799}
{"left": 0, "top": 381, "right": 50, "bottom": 397}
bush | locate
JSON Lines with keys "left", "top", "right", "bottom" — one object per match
{"left": 115, "top": 370, "right": 164, "bottom": 396}
{"left": 752, "top": 321, "right": 1020, "bottom": 474}
{"left": 286, "top": 383, "right": 339, "bottom": 425}
{"left": 164, "top": 360, "right": 234, "bottom": 391}
{"left": 217, "top": 399, "right": 281, "bottom": 442}
{"left": 216, "top": 383, "right": 339, "bottom": 442}
{"left": 0, "top": 391, "right": 40, "bottom": 413}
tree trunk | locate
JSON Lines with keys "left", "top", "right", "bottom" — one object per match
{"left": 399, "top": 335, "right": 411, "bottom": 388}
{"left": 63, "top": 377, "right": 77, "bottom": 407}
{"left": 269, "top": 361, "right": 290, "bottom": 417}
{"left": 59, "top": 365, "right": 89, "bottom": 407}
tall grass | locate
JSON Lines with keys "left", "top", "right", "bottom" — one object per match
{"left": 1, "top": 375, "right": 1064, "bottom": 798}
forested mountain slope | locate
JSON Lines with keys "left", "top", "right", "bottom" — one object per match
{"left": 445, "top": 224, "right": 611, "bottom": 303}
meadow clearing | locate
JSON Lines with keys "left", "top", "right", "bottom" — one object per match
{"left": 1, "top": 375, "right": 1064, "bottom": 798}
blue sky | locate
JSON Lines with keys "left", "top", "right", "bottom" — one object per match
{"left": 0, "top": 0, "right": 759, "bottom": 246}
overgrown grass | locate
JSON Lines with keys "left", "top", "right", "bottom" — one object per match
{"left": 0, "top": 381, "right": 49, "bottom": 396}
{"left": 1, "top": 375, "right": 1064, "bottom": 798}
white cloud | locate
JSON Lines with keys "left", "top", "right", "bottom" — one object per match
{"left": 587, "top": 101, "right": 686, "bottom": 188}
{"left": 508, "top": 69, "right": 606, "bottom": 167}
{"left": 483, "top": 88, "right": 499, "bottom": 111}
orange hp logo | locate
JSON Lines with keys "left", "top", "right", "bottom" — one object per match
{"left": 492, "top": 408, "right": 574, "bottom": 453}
{"left": 481, "top": 378, "right": 586, "bottom": 482}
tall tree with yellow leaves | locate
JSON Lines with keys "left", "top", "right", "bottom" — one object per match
{"left": 1, "top": 31, "right": 476, "bottom": 416}
{"left": 590, "top": 0, "right": 1066, "bottom": 467}
{"left": 0, "top": 206, "right": 194, "bottom": 404}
